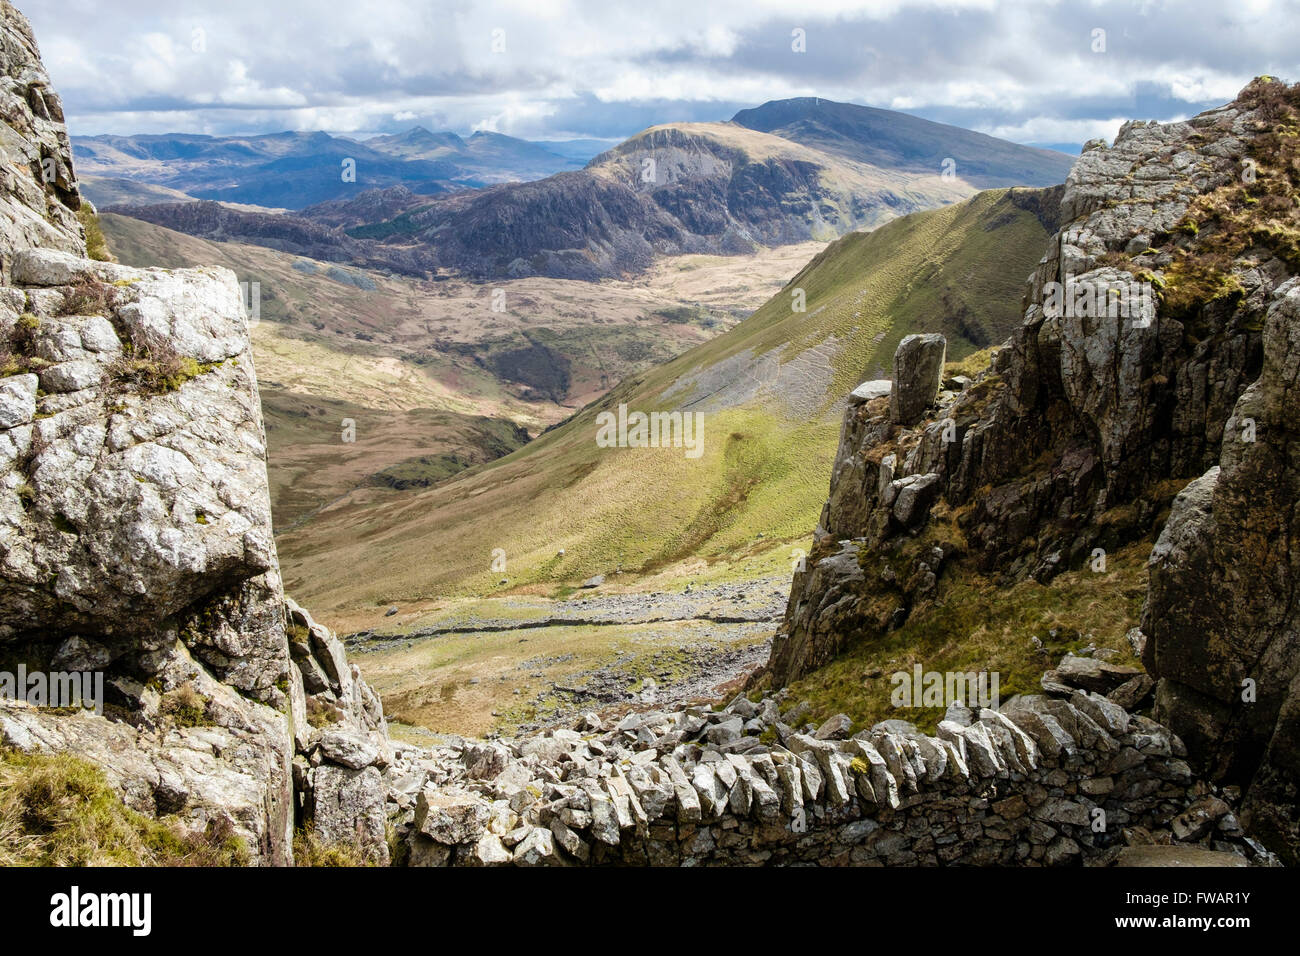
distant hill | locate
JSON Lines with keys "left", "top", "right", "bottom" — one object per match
{"left": 337, "top": 105, "right": 1070, "bottom": 280}
{"left": 72, "top": 127, "right": 596, "bottom": 209}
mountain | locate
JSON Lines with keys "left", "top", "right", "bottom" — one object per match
{"left": 732, "top": 97, "right": 1074, "bottom": 188}
{"left": 274, "top": 184, "right": 1060, "bottom": 619}
{"left": 348, "top": 107, "right": 1071, "bottom": 280}
{"left": 71, "top": 127, "right": 592, "bottom": 210}
{"left": 101, "top": 98, "right": 1071, "bottom": 282}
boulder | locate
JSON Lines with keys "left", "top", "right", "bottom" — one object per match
{"left": 414, "top": 786, "right": 491, "bottom": 846}
{"left": 848, "top": 379, "right": 892, "bottom": 405}
{"left": 889, "top": 333, "right": 946, "bottom": 426}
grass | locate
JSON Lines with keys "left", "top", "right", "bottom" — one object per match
{"left": 292, "top": 826, "right": 383, "bottom": 867}
{"left": 1135, "top": 79, "right": 1300, "bottom": 329}
{"left": 60, "top": 275, "right": 117, "bottom": 316}
{"left": 356, "top": 616, "right": 766, "bottom": 737}
{"left": 109, "top": 344, "right": 213, "bottom": 395}
{"left": 779, "top": 541, "right": 1150, "bottom": 734}
{"left": 159, "top": 683, "right": 210, "bottom": 728}
{"left": 0, "top": 749, "right": 248, "bottom": 866}
{"left": 1, "top": 314, "right": 41, "bottom": 377}
{"left": 78, "top": 206, "right": 112, "bottom": 262}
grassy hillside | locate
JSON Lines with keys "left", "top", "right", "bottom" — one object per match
{"left": 278, "top": 186, "right": 1061, "bottom": 630}
{"left": 100, "top": 213, "right": 820, "bottom": 532}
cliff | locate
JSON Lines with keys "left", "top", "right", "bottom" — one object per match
{"left": 0, "top": 0, "right": 83, "bottom": 274}
{"left": 770, "top": 78, "right": 1300, "bottom": 862}
{"left": 0, "top": 1, "right": 387, "bottom": 865}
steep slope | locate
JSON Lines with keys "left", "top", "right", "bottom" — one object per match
{"left": 97, "top": 211, "right": 817, "bottom": 529}
{"left": 276, "top": 185, "right": 1059, "bottom": 624}
{"left": 766, "top": 79, "right": 1300, "bottom": 862}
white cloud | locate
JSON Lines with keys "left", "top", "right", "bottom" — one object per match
{"left": 19, "top": 0, "right": 1300, "bottom": 145}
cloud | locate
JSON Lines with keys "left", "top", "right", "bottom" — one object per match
{"left": 21, "top": 0, "right": 1300, "bottom": 147}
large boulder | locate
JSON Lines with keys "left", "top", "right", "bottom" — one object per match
{"left": 0, "top": 0, "right": 394, "bottom": 866}
{"left": 889, "top": 333, "right": 946, "bottom": 426}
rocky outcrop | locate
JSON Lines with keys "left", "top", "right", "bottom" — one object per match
{"left": 0, "top": 1, "right": 390, "bottom": 865}
{"left": 768, "top": 79, "right": 1300, "bottom": 861}
{"left": 0, "top": 245, "right": 297, "bottom": 861}
{"left": 0, "top": 245, "right": 391, "bottom": 863}
{"left": 890, "top": 333, "right": 946, "bottom": 426}
{"left": 0, "top": 0, "right": 82, "bottom": 278}
{"left": 1144, "top": 277, "right": 1300, "bottom": 863}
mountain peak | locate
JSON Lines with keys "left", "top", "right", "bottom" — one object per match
{"left": 732, "top": 96, "right": 1073, "bottom": 188}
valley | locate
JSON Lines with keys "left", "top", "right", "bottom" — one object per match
{"left": 100, "top": 179, "right": 1061, "bottom": 745}
{"left": 100, "top": 212, "right": 823, "bottom": 528}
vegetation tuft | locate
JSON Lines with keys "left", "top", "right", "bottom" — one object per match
{"left": 0, "top": 749, "right": 248, "bottom": 866}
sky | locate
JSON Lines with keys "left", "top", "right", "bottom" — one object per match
{"left": 22, "top": 0, "right": 1300, "bottom": 151}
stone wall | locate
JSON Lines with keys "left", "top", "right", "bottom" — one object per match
{"left": 389, "top": 673, "right": 1264, "bottom": 866}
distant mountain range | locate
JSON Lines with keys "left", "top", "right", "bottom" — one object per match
{"left": 72, "top": 128, "right": 603, "bottom": 209}
{"left": 98, "top": 97, "right": 1074, "bottom": 281}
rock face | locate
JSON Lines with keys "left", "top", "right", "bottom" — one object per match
{"left": 1144, "top": 278, "right": 1300, "bottom": 863}
{"left": 0, "top": 245, "right": 391, "bottom": 863}
{"left": 0, "top": 0, "right": 82, "bottom": 278}
{"left": 0, "top": 2, "right": 389, "bottom": 866}
{"left": 0, "top": 242, "right": 296, "bottom": 862}
{"left": 889, "top": 333, "right": 946, "bottom": 426}
{"left": 768, "top": 79, "right": 1300, "bottom": 862}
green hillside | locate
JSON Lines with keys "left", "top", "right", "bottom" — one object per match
{"left": 278, "top": 186, "right": 1061, "bottom": 621}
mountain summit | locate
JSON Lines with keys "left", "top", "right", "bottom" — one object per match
{"left": 732, "top": 97, "right": 1073, "bottom": 187}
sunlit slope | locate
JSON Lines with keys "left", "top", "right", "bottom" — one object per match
{"left": 279, "top": 186, "right": 1060, "bottom": 619}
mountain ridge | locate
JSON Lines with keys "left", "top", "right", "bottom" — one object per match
{"left": 104, "top": 98, "right": 1071, "bottom": 282}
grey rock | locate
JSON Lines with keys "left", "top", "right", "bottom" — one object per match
{"left": 813, "top": 713, "right": 852, "bottom": 740}
{"left": 890, "top": 333, "right": 946, "bottom": 426}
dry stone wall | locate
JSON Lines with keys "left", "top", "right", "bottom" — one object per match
{"left": 387, "top": 674, "right": 1267, "bottom": 867}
